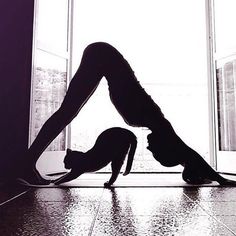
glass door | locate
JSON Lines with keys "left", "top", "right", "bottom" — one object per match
{"left": 29, "top": 0, "right": 73, "bottom": 175}
{"left": 208, "top": 0, "right": 236, "bottom": 173}
{"left": 71, "top": 0, "right": 209, "bottom": 173}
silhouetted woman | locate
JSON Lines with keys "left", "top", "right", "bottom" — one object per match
{"left": 21, "top": 42, "right": 236, "bottom": 186}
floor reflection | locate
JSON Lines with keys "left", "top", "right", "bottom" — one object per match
{"left": 94, "top": 188, "right": 138, "bottom": 235}
{"left": 1, "top": 186, "right": 236, "bottom": 235}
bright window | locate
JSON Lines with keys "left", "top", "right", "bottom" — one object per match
{"left": 71, "top": 0, "right": 209, "bottom": 172}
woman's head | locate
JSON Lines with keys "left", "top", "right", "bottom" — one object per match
{"left": 147, "top": 132, "right": 183, "bottom": 167}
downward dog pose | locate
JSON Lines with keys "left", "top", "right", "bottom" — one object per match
{"left": 53, "top": 127, "right": 137, "bottom": 187}
{"left": 21, "top": 42, "right": 236, "bottom": 185}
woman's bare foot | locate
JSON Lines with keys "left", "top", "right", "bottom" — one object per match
{"left": 17, "top": 166, "right": 51, "bottom": 186}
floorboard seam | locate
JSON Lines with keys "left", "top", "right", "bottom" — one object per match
{"left": 88, "top": 189, "right": 104, "bottom": 236}
{"left": 184, "top": 194, "right": 236, "bottom": 235}
{"left": 0, "top": 190, "right": 29, "bottom": 207}
{"left": 210, "top": 215, "right": 236, "bottom": 235}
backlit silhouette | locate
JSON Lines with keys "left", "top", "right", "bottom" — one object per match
{"left": 53, "top": 127, "right": 137, "bottom": 187}
{"left": 21, "top": 42, "right": 236, "bottom": 186}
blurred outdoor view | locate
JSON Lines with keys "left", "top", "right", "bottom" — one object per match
{"left": 214, "top": 0, "right": 236, "bottom": 151}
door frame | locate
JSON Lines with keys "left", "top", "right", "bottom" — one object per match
{"left": 29, "top": 0, "right": 74, "bottom": 175}
{"left": 206, "top": 0, "right": 236, "bottom": 174}
{"left": 205, "top": 0, "right": 218, "bottom": 169}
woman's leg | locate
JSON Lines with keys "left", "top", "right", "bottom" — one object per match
{"left": 26, "top": 44, "right": 107, "bottom": 167}
{"left": 23, "top": 42, "right": 166, "bottom": 183}
{"left": 22, "top": 44, "right": 107, "bottom": 183}
{"left": 27, "top": 42, "right": 164, "bottom": 163}
{"left": 27, "top": 73, "right": 101, "bottom": 166}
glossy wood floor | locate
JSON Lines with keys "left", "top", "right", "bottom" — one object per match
{"left": 1, "top": 174, "right": 236, "bottom": 236}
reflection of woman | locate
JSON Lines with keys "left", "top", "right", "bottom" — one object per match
{"left": 20, "top": 42, "right": 235, "bottom": 186}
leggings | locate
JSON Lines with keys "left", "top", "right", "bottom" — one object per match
{"left": 28, "top": 42, "right": 170, "bottom": 164}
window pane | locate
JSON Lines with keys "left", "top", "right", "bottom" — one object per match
{"left": 214, "top": 0, "right": 236, "bottom": 151}
{"left": 30, "top": 50, "right": 67, "bottom": 151}
{"left": 36, "top": 0, "right": 69, "bottom": 52}
{"left": 214, "top": 0, "right": 236, "bottom": 56}
{"left": 216, "top": 58, "right": 236, "bottom": 151}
